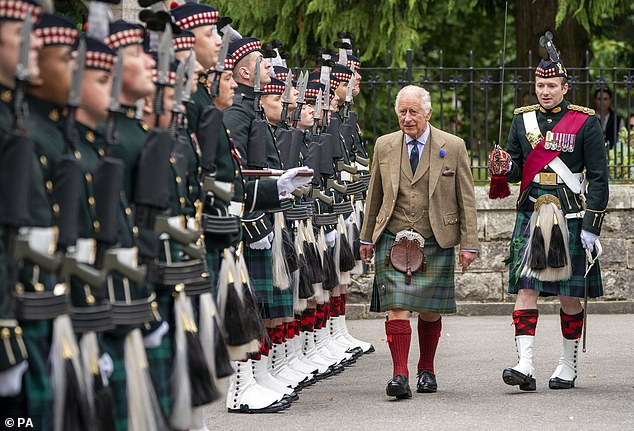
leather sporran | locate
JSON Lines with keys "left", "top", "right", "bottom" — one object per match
{"left": 385, "top": 230, "right": 426, "bottom": 285}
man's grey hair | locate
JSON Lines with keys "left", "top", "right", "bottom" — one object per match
{"left": 394, "top": 85, "right": 432, "bottom": 116}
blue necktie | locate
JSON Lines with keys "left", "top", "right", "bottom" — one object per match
{"left": 409, "top": 140, "right": 420, "bottom": 174}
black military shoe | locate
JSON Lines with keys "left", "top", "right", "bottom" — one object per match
{"left": 549, "top": 377, "right": 575, "bottom": 389}
{"left": 386, "top": 374, "right": 412, "bottom": 399}
{"left": 502, "top": 368, "right": 536, "bottom": 391}
{"left": 416, "top": 370, "right": 438, "bottom": 393}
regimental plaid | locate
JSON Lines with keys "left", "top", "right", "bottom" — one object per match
{"left": 268, "top": 284, "right": 294, "bottom": 319}
{"left": 262, "top": 82, "right": 284, "bottom": 95}
{"left": 226, "top": 40, "right": 261, "bottom": 69}
{"left": 175, "top": 10, "right": 218, "bottom": 29}
{"left": 105, "top": 28, "right": 144, "bottom": 50}
{"left": 244, "top": 247, "right": 274, "bottom": 308}
{"left": 85, "top": 50, "right": 116, "bottom": 72}
{"left": 174, "top": 35, "right": 196, "bottom": 52}
{"left": 507, "top": 186, "right": 603, "bottom": 298}
{"left": 374, "top": 232, "right": 457, "bottom": 313}
{"left": 143, "top": 293, "right": 174, "bottom": 419}
{"left": 100, "top": 333, "right": 128, "bottom": 431}
{"left": 35, "top": 25, "right": 77, "bottom": 47}
{"left": 22, "top": 320, "right": 53, "bottom": 430}
{"left": 0, "top": 0, "right": 41, "bottom": 22}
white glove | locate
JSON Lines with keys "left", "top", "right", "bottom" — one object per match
{"left": 249, "top": 236, "right": 272, "bottom": 250}
{"left": 277, "top": 167, "right": 313, "bottom": 196}
{"left": 580, "top": 229, "right": 599, "bottom": 251}
{"left": 325, "top": 229, "right": 336, "bottom": 247}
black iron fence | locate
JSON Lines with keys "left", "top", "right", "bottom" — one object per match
{"left": 357, "top": 49, "right": 634, "bottom": 183}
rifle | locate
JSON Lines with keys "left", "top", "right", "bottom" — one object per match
{"left": 291, "top": 71, "right": 308, "bottom": 128}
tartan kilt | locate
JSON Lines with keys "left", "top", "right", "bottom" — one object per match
{"left": 22, "top": 320, "right": 53, "bottom": 431}
{"left": 508, "top": 187, "right": 602, "bottom": 298}
{"left": 99, "top": 333, "right": 128, "bottom": 431}
{"left": 374, "top": 231, "right": 457, "bottom": 314}
{"left": 205, "top": 248, "right": 221, "bottom": 297}
{"left": 244, "top": 247, "right": 274, "bottom": 307}
{"left": 268, "top": 285, "right": 294, "bottom": 319}
{"left": 143, "top": 290, "right": 174, "bottom": 419}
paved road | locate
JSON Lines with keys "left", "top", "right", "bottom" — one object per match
{"left": 205, "top": 314, "right": 634, "bottom": 431}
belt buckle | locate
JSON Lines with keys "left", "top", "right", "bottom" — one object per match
{"left": 539, "top": 172, "right": 557, "bottom": 185}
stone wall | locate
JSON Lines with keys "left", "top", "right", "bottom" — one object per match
{"left": 346, "top": 184, "right": 634, "bottom": 317}
{"left": 111, "top": 0, "right": 142, "bottom": 22}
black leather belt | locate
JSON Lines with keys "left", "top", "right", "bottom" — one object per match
{"left": 71, "top": 304, "right": 115, "bottom": 333}
{"left": 14, "top": 291, "right": 69, "bottom": 321}
{"left": 313, "top": 213, "right": 338, "bottom": 226}
{"left": 285, "top": 206, "right": 310, "bottom": 221}
{"left": 111, "top": 297, "right": 157, "bottom": 326}
{"left": 202, "top": 213, "right": 241, "bottom": 235}
{"left": 332, "top": 201, "right": 354, "bottom": 216}
{"left": 148, "top": 258, "right": 208, "bottom": 286}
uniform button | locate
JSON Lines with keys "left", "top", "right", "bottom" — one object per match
{"left": 52, "top": 203, "right": 60, "bottom": 215}
{"left": 176, "top": 176, "right": 182, "bottom": 184}
{"left": 88, "top": 197, "right": 95, "bottom": 206}
{"left": 170, "top": 156, "right": 176, "bottom": 165}
{"left": 125, "top": 208, "right": 132, "bottom": 216}
{"left": 132, "top": 226, "right": 139, "bottom": 236}
{"left": 39, "top": 155, "right": 47, "bottom": 167}
{"left": 547, "top": 119, "right": 552, "bottom": 123}
{"left": 93, "top": 220, "right": 101, "bottom": 231}
{"left": 98, "top": 149, "right": 105, "bottom": 157}
{"left": 45, "top": 181, "right": 53, "bottom": 193}
{"left": 74, "top": 150, "right": 82, "bottom": 160}
{"left": 85, "top": 173, "right": 92, "bottom": 183}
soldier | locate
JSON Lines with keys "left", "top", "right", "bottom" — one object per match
{"left": 0, "top": 0, "right": 42, "bottom": 418}
{"left": 170, "top": 1, "right": 221, "bottom": 133}
{"left": 494, "top": 35, "right": 608, "bottom": 392}
{"left": 222, "top": 36, "right": 313, "bottom": 413}
{"left": 19, "top": 12, "right": 77, "bottom": 429}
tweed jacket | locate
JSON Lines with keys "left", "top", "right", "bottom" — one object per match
{"left": 360, "top": 125, "right": 479, "bottom": 250}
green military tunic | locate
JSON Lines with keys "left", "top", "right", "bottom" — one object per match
{"left": 0, "top": 84, "right": 29, "bottom": 419}
{"left": 505, "top": 99, "right": 609, "bottom": 297}
{"left": 18, "top": 96, "right": 69, "bottom": 430}
{"left": 187, "top": 79, "right": 212, "bottom": 136}
{"left": 223, "top": 83, "right": 292, "bottom": 319}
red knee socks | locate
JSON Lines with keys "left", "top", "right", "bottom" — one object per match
{"left": 560, "top": 309, "right": 583, "bottom": 339}
{"left": 417, "top": 317, "right": 442, "bottom": 373}
{"left": 385, "top": 319, "right": 411, "bottom": 378}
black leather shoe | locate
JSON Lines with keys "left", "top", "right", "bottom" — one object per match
{"left": 502, "top": 368, "right": 536, "bottom": 391}
{"left": 416, "top": 370, "right": 438, "bottom": 393}
{"left": 549, "top": 377, "right": 575, "bottom": 389}
{"left": 386, "top": 374, "right": 412, "bottom": 399}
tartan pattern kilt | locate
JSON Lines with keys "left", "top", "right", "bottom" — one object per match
{"left": 100, "top": 333, "right": 128, "bottom": 431}
{"left": 508, "top": 187, "right": 603, "bottom": 298}
{"left": 143, "top": 290, "right": 174, "bottom": 419}
{"left": 374, "top": 231, "right": 457, "bottom": 314}
{"left": 268, "top": 285, "right": 294, "bottom": 319}
{"left": 205, "top": 248, "right": 221, "bottom": 297}
{"left": 22, "top": 320, "right": 53, "bottom": 431}
{"left": 244, "top": 247, "right": 274, "bottom": 307}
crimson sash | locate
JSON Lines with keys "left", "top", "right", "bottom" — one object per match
{"left": 519, "top": 110, "right": 588, "bottom": 195}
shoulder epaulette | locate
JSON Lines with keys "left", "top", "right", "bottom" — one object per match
{"left": 568, "top": 104, "right": 595, "bottom": 116}
{"left": 513, "top": 104, "right": 540, "bottom": 115}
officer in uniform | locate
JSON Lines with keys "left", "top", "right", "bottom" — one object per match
{"left": 494, "top": 39, "right": 609, "bottom": 392}
{"left": 0, "top": 0, "right": 42, "bottom": 418}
